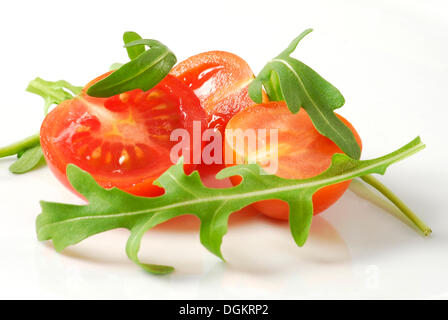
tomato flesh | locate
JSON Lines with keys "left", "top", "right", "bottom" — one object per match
{"left": 225, "top": 101, "right": 362, "bottom": 220}
{"left": 171, "top": 51, "right": 263, "bottom": 134}
{"left": 41, "top": 72, "right": 206, "bottom": 197}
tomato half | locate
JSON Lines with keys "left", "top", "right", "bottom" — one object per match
{"left": 40, "top": 72, "right": 207, "bottom": 197}
{"left": 225, "top": 101, "right": 362, "bottom": 220}
{"left": 171, "top": 51, "right": 264, "bottom": 134}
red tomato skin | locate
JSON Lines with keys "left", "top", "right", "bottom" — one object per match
{"left": 171, "top": 51, "right": 265, "bottom": 134}
{"left": 226, "top": 102, "right": 362, "bottom": 220}
{"left": 41, "top": 72, "right": 207, "bottom": 197}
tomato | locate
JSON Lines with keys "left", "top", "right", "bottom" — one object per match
{"left": 225, "top": 101, "right": 362, "bottom": 220}
{"left": 171, "top": 51, "right": 265, "bottom": 134}
{"left": 40, "top": 72, "right": 207, "bottom": 197}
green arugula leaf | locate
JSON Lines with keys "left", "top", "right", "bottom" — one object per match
{"left": 17, "top": 150, "right": 26, "bottom": 158}
{"left": 36, "top": 137, "right": 424, "bottom": 274}
{"left": 9, "top": 145, "right": 45, "bottom": 174}
{"left": 249, "top": 29, "right": 360, "bottom": 160}
{"left": 109, "top": 63, "right": 123, "bottom": 71}
{"left": 355, "top": 174, "right": 432, "bottom": 236}
{"left": 87, "top": 37, "right": 176, "bottom": 98}
{"left": 123, "top": 31, "right": 145, "bottom": 60}
{"left": 1, "top": 78, "right": 80, "bottom": 174}
{"left": 0, "top": 134, "right": 40, "bottom": 158}
{"left": 27, "top": 78, "right": 82, "bottom": 115}
{"left": 247, "top": 77, "right": 263, "bottom": 104}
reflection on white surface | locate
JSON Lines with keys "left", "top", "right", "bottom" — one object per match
{"left": 0, "top": 159, "right": 447, "bottom": 299}
{"left": 33, "top": 213, "right": 353, "bottom": 299}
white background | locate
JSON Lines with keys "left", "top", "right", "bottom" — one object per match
{"left": 0, "top": 0, "right": 447, "bottom": 299}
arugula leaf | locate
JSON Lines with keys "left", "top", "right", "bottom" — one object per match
{"left": 123, "top": 31, "right": 145, "bottom": 60}
{"left": 358, "top": 174, "right": 432, "bottom": 236}
{"left": 108, "top": 32, "right": 146, "bottom": 72}
{"left": 1, "top": 78, "right": 80, "bottom": 174}
{"left": 36, "top": 137, "right": 424, "bottom": 274}
{"left": 109, "top": 63, "right": 123, "bottom": 71}
{"left": 249, "top": 29, "right": 361, "bottom": 160}
{"left": 0, "top": 133, "right": 43, "bottom": 175}
{"left": 27, "top": 78, "right": 82, "bottom": 115}
{"left": 87, "top": 36, "right": 176, "bottom": 98}
{"left": 0, "top": 134, "right": 44, "bottom": 175}
{"left": 9, "top": 145, "right": 45, "bottom": 174}
{"left": 0, "top": 134, "right": 40, "bottom": 158}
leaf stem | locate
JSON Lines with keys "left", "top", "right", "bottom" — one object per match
{"left": 0, "top": 133, "right": 40, "bottom": 158}
{"left": 360, "top": 174, "right": 432, "bottom": 236}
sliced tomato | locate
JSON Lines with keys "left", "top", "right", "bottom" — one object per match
{"left": 171, "top": 51, "right": 265, "bottom": 134}
{"left": 40, "top": 72, "right": 207, "bottom": 197}
{"left": 225, "top": 101, "right": 362, "bottom": 220}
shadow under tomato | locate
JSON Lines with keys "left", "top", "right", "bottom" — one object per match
{"left": 222, "top": 215, "right": 351, "bottom": 274}
{"left": 193, "top": 215, "right": 353, "bottom": 295}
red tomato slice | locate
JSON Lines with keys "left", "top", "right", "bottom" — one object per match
{"left": 40, "top": 72, "right": 207, "bottom": 197}
{"left": 171, "top": 51, "right": 265, "bottom": 134}
{"left": 225, "top": 101, "right": 362, "bottom": 220}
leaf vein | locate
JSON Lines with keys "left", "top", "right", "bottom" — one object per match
{"left": 271, "top": 58, "right": 346, "bottom": 142}
{"left": 39, "top": 140, "right": 423, "bottom": 231}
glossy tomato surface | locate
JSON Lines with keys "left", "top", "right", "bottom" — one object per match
{"left": 225, "top": 101, "right": 362, "bottom": 220}
{"left": 171, "top": 51, "right": 264, "bottom": 134}
{"left": 40, "top": 72, "right": 207, "bottom": 197}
